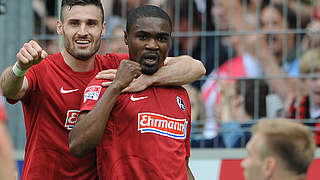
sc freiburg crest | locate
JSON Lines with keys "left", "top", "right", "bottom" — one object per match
{"left": 176, "top": 96, "right": 185, "bottom": 111}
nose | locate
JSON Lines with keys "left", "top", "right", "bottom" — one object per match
{"left": 77, "top": 23, "right": 88, "bottom": 36}
{"left": 146, "top": 38, "right": 159, "bottom": 50}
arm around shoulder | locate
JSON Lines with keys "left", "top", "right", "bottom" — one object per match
{"left": 152, "top": 55, "right": 206, "bottom": 86}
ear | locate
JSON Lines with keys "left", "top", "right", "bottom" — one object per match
{"left": 124, "top": 31, "right": 128, "bottom": 45}
{"left": 57, "top": 20, "right": 63, "bottom": 35}
{"left": 101, "top": 21, "right": 107, "bottom": 37}
{"left": 263, "top": 157, "right": 277, "bottom": 179}
{"left": 233, "top": 95, "right": 243, "bottom": 108}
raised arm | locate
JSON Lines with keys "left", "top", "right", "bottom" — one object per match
{"left": 69, "top": 60, "right": 141, "bottom": 157}
{"left": 0, "top": 40, "right": 47, "bottom": 100}
{"left": 123, "top": 55, "right": 206, "bottom": 92}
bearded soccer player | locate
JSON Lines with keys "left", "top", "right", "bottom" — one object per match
{"left": 69, "top": 5, "right": 195, "bottom": 180}
{"left": 0, "top": 0, "right": 204, "bottom": 179}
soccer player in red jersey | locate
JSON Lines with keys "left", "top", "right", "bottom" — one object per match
{"left": 0, "top": 90, "right": 16, "bottom": 180}
{"left": 70, "top": 5, "right": 196, "bottom": 180}
{"left": 0, "top": 0, "right": 204, "bottom": 179}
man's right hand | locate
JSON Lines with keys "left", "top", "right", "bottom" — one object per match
{"left": 16, "top": 40, "right": 48, "bottom": 70}
{"left": 111, "top": 60, "right": 142, "bottom": 91}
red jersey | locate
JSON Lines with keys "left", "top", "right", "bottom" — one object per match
{"left": 81, "top": 79, "right": 191, "bottom": 180}
{"left": 0, "top": 90, "right": 7, "bottom": 123}
{"left": 287, "top": 96, "right": 320, "bottom": 146}
{"left": 7, "top": 52, "right": 128, "bottom": 179}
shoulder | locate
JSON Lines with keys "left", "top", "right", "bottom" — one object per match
{"left": 97, "top": 53, "right": 129, "bottom": 61}
{"left": 96, "top": 53, "right": 129, "bottom": 69}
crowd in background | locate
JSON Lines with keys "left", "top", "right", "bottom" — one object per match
{"left": 29, "top": 0, "right": 320, "bottom": 148}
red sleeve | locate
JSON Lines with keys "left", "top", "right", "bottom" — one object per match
{"left": 184, "top": 89, "right": 191, "bottom": 158}
{"left": 0, "top": 95, "right": 7, "bottom": 122}
{"left": 80, "top": 78, "right": 109, "bottom": 113}
{"left": 100, "top": 53, "right": 129, "bottom": 70}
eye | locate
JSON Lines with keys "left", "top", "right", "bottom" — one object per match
{"left": 87, "top": 20, "right": 97, "bottom": 26}
{"left": 158, "top": 36, "right": 168, "bottom": 42}
{"left": 139, "top": 35, "right": 148, "bottom": 40}
{"left": 70, "top": 21, "right": 79, "bottom": 26}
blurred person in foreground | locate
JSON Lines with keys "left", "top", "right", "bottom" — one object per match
{"left": 241, "top": 118, "right": 315, "bottom": 180}
{"left": 0, "top": 0, "right": 205, "bottom": 179}
{"left": 287, "top": 47, "right": 320, "bottom": 147}
{"left": 69, "top": 5, "right": 195, "bottom": 179}
{"left": 0, "top": 90, "right": 16, "bottom": 180}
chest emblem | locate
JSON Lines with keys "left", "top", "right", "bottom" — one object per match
{"left": 84, "top": 85, "right": 102, "bottom": 103}
{"left": 176, "top": 96, "right": 185, "bottom": 111}
{"left": 138, "top": 112, "right": 187, "bottom": 139}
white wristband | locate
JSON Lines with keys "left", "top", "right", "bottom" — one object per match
{"left": 12, "top": 62, "right": 28, "bottom": 77}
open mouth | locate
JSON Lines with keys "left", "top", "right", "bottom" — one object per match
{"left": 75, "top": 39, "right": 91, "bottom": 47}
{"left": 142, "top": 53, "right": 159, "bottom": 66}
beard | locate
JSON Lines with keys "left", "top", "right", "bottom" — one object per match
{"left": 141, "top": 64, "right": 160, "bottom": 75}
{"left": 63, "top": 33, "right": 101, "bottom": 61}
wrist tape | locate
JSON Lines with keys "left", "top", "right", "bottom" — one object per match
{"left": 12, "top": 62, "right": 28, "bottom": 77}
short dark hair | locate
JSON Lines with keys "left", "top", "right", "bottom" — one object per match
{"left": 126, "top": 5, "right": 172, "bottom": 33}
{"left": 261, "top": 2, "right": 297, "bottom": 29}
{"left": 235, "top": 79, "right": 269, "bottom": 118}
{"left": 60, "top": 0, "right": 104, "bottom": 23}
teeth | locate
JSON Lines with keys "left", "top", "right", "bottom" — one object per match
{"left": 76, "top": 40, "right": 89, "bottom": 44}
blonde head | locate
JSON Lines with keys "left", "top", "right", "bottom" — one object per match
{"left": 252, "top": 118, "right": 315, "bottom": 175}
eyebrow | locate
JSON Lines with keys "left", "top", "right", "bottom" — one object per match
{"left": 136, "top": 30, "right": 170, "bottom": 36}
{"left": 157, "top": 32, "right": 170, "bottom": 37}
{"left": 68, "top": 18, "right": 99, "bottom": 22}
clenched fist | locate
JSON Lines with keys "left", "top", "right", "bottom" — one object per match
{"left": 16, "top": 40, "right": 48, "bottom": 70}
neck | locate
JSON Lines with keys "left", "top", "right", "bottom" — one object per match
{"left": 272, "top": 170, "right": 305, "bottom": 180}
{"left": 61, "top": 50, "right": 95, "bottom": 72}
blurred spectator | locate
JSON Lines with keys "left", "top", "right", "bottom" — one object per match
{"left": 273, "top": 0, "right": 312, "bottom": 28}
{"left": 193, "top": 78, "right": 269, "bottom": 148}
{"left": 287, "top": 48, "right": 320, "bottom": 147}
{"left": 256, "top": 3, "right": 301, "bottom": 114}
{"left": 199, "top": 0, "right": 238, "bottom": 76}
{"left": 101, "top": 0, "right": 114, "bottom": 19}
{"left": 167, "top": 0, "right": 202, "bottom": 57}
{"left": 241, "top": 118, "right": 315, "bottom": 180}
{"left": 302, "top": 20, "right": 320, "bottom": 51}
{"left": 33, "top": 0, "right": 59, "bottom": 55}
{"left": 98, "top": 16, "right": 128, "bottom": 54}
{"left": 201, "top": 8, "right": 262, "bottom": 140}
{"left": 259, "top": 3, "right": 301, "bottom": 77}
{"left": 112, "top": 0, "right": 149, "bottom": 17}
{"left": 0, "top": 90, "right": 16, "bottom": 180}
{"left": 215, "top": 78, "right": 269, "bottom": 148}
{"left": 33, "top": 0, "right": 57, "bottom": 34}
{"left": 314, "top": 0, "right": 320, "bottom": 20}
